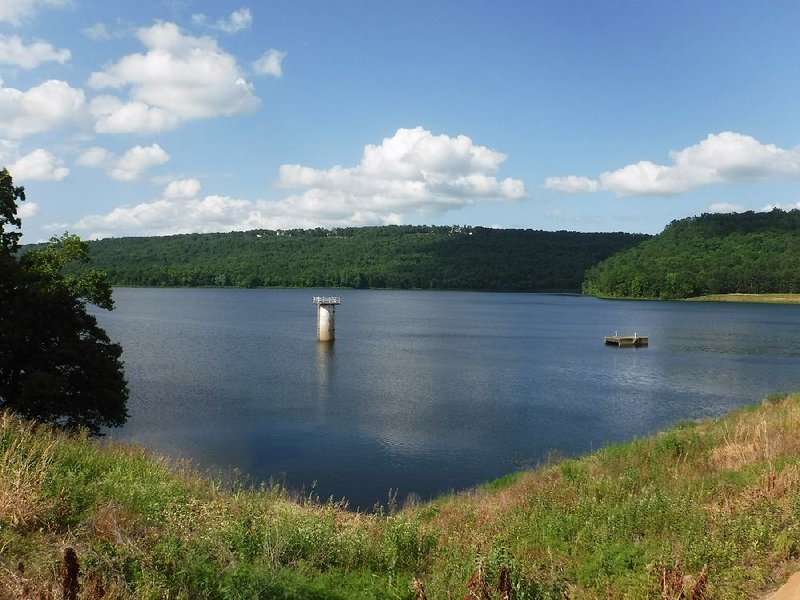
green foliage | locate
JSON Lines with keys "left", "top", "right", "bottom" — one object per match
{"left": 0, "top": 168, "right": 25, "bottom": 254}
{"left": 583, "top": 209, "right": 800, "bottom": 298}
{"left": 55, "top": 225, "right": 649, "bottom": 292}
{"left": 575, "top": 542, "right": 648, "bottom": 585}
{"left": 482, "top": 471, "right": 521, "bottom": 491}
{"left": 7, "top": 394, "right": 800, "bottom": 598}
{"left": 380, "top": 514, "right": 436, "bottom": 573}
{"left": 22, "top": 233, "right": 114, "bottom": 309}
{"left": 0, "top": 170, "right": 127, "bottom": 435}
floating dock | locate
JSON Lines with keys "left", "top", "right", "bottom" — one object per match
{"left": 604, "top": 333, "right": 648, "bottom": 347}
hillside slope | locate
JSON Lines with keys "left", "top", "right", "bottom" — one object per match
{"left": 583, "top": 209, "right": 800, "bottom": 299}
{"left": 61, "top": 226, "right": 648, "bottom": 292}
{"left": 4, "top": 394, "right": 800, "bottom": 598}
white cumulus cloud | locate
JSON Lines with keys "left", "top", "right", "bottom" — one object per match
{"left": 72, "top": 127, "right": 526, "bottom": 237}
{"left": 276, "top": 127, "right": 525, "bottom": 216}
{"left": 708, "top": 202, "right": 745, "bottom": 214}
{"left": 192, "top": 7, "right": 252, "bottom": 33}
{"left": 81, "top": 22, "right": 112, "bottom": 41}
{"left": 220, "top": 7, "right": 252, "bottom": 33}
{"left": 761, "top": 201, "right": 800, "bottom": 212}
{"left": 75, "top": 193, "right": 256, "bottom": 237}
{"left": 90, "top": 95, "right": 179, "bottom": 134}
{"left": 253, "top": 49, "right": 285, "bottom": 77}
{"left": 87, "top": 21, "right": 259, "bottom": 134}
{"left": 1, "top": 139, "right": 68, "bottom": 181}
{"left": 74, "top": 191, "right": 407, "bottom": 237}
{"left": 545, "top": 132, "right": 800, "bottom": 197}
{"left": 0, "top": 34, "right": 70, "bottom": 68}
{"left": 164, "top": 178, "right": 201, "bottom": 199}
{"left": 0, "top": 79, "right": 86, "bottom": 138}
{"left": 77, "top": 143, "right": 169, "bottom": 181}
{"left": 0, "top": 0, "right": 68, "bottom": 25}
{"left": 17, "top": 201, "right": 38, "bottom": 218}
{"left": 76, "top": 146, "right": 111, "bottom": 168}
{"left": 0, "top": 139, "right": 18, "bottom": 164}
{"left": 9, "top": 148, "right": 68, "bottom": 181}
{"left": 543, "top": 175, "right": 599, "bottom": 193}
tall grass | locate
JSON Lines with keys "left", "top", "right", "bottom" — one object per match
{"left": 0, "top": 413, "right": 57, "bottom": 528}
{"left": 4, "top": 394, "right": 800, "bottom": 598}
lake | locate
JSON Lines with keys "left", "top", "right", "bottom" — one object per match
{"left": 95, "top": 288, "right": 800, "bottom": 509}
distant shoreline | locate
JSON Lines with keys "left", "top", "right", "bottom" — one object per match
{"left": 686, "top": 293, "right": 800, "bottom": 305}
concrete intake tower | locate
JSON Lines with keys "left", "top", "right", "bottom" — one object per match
{"left": 313, "top": 296, "right": 341, "bottom": 342}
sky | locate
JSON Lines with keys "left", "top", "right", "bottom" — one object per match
{"left": 3, "top": 0, "right": 800, "bottom": 242}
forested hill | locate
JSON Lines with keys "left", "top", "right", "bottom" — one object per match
{"left": 62, "top": 226, "right": 649, "bottom": 292}
{"left": 582, "top": 209, "right": 800, "bottom": 299}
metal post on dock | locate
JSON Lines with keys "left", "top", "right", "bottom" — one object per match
{"left": 313, "top": 296, "right": 341, "bottom": 342}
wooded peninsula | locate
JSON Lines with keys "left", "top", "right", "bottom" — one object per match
{"left": 583, "top": 209, "right": 800, "bottom": 299}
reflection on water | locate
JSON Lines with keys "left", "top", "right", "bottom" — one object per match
{"left": 96, "top": 289, "right": 800, "bottom": 509}
{"left": 315, "top": 342, "right": 334, "bottom": 390}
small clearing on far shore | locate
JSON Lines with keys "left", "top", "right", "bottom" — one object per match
{"left": 687, "top": 293, "right": 800, "bottom": 304}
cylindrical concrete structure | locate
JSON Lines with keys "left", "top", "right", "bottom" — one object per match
{"left": 313, "top": 296, "right": 340, "bottom": 342}
{"left": 317, "top": 303, "right": 335, "bottom": 341}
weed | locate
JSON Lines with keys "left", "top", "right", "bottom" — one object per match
{"left": 0, "top": 413, "right": 57, "bottom": 528}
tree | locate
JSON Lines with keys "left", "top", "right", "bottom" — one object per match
{"left": 582, "top": 209, "right": 800, "bottom": 299}
{"left": 0, "top": 168, "right": 128, "bottom": 435}
{"left": 0, "top": 167, "right": 25, "bottom": 254}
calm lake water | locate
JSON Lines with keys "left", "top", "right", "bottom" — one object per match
{"left": 95, "top": 288, "right": 800, "bottom": 509}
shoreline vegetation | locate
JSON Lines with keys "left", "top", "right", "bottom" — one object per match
{"left": 45, "top": 209, "right": 800, "bottom": 304}
{"left": 5, "top": 395, "right": 800, "bottom": 598}
{"left": 583, "top": 209, "right": 800, "bottom": 300}
{"left": 52, "top": 226, "right": 648, "bottom": 293}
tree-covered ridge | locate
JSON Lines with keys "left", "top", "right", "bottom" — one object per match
{"left": 582, "top": 209, "right": 800, "bottom": 299}
{"left": 61, "top": 226, "right": 649, "bottom": 292}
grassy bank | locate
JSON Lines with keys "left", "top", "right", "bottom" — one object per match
{"left": 4, "top": 395, "right": 800, "bottom": 599}
{"left": 687, "top": 293, "right": 800, "bottom": 305}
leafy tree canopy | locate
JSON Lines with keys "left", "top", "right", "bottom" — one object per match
{"left": 22, "top": 232, "right": 115, "bottom": 310}
{"left": 59, "top": 225, "right": 649, "bottom": 293}
{"left": 0, "top": 168, "right": 25, "bottom": 254}
{"left": 0, "top": 168, "right": 128, "bottom": 435}
{"left": 583, "top": 209, "right": 800, "bottom": 299}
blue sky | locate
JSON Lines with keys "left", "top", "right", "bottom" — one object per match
{"left": 3, "top": 0, "right": 800, "bottom": 241}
